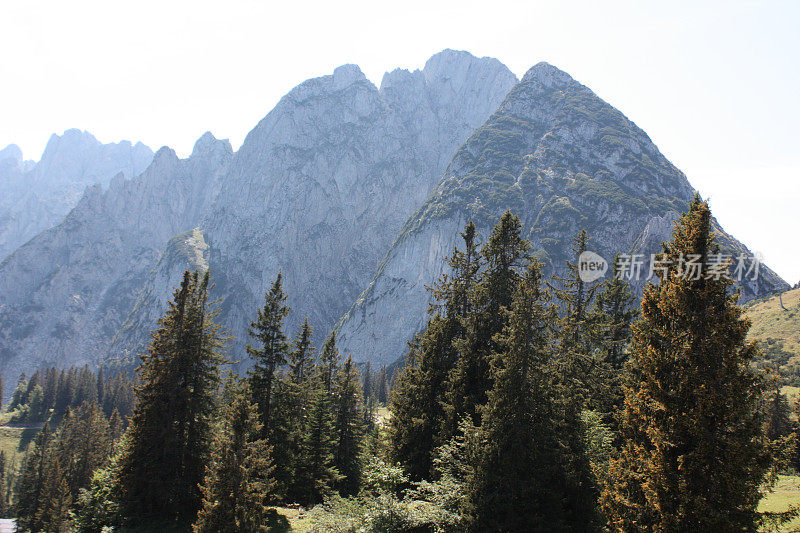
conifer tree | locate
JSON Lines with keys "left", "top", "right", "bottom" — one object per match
{"left": 465, "top": 261, "right": 583, "bottom": 532}
{"left": 589, "top": 254, "right": 638, "bottom": 370}
{"left": 15, "top": 422, "right": 54, "bottom": 532}
{"left": 375, "top": 366, "right": 389, "bottom": 405}
{"left": 118, "top": 270, "right": 227, "bottom": 526}
{"left": 271, "top": 319, "right": 316, "bottom": 502}
{"left": 295, "top": 332, "right": 342, "bottom": 504}
{"left": 587, "top": 255, "right": 639, "bottom": 423}
{"left": 601, "top": 197, "right": 774, "bottom": 532}
{"left": 193, "top": 382, "right": 275, "bottom": 533}
{"left": 334, "top": 355, "right": 365, "bottom": 495}
{"left": 446, "top": 212, "right": 528, "bottom": 431}
{"left": 0, "top": 451, "right": 6, "bottom": 516}
{"left": 248, "top": 273, "right": 290, "bottom": 440}
{"left": 319, "top": 332, "right": 340, "bottom": 395}
{"left": 388, "top": 221, "right": 481, "bottom": 480}
{"left": 302, "top": 368, "right": 341, "bottom": 505}
{"left": 765, "top": 387, "right": 792, "bottom": 441}
{"left": 548, "top": 229, "right": 604, "bottom": 412}
{"left": 56, "top": 402, "right": 112, "bottom": 497}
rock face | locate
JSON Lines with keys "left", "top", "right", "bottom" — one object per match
{"left": 0, "top": 134, "right": 231, "bottom": 380}
{"left": 0, "top": 50, "right": 517, "bottom": 380}
{"left": 111, "top": 228, "right": 211, "bottom": 363}
{"left": 199, "top": 50, "right": 517, "bottom": 361}
{"left": 0, "top": 130, "right": 154, "bottom": 260}
{"left": 336, "top": 62, "right": 788, "bottom": 367}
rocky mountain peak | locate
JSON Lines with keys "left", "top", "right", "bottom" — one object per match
{"left": 191, "top": 131, "right": 232, "bottom": 159}
{"left": 423, "top": 49, "right": 516, "bottom": 86}
{"left": 332, "top": 64, "right": 368, "bottom": 89}
{"left": 0, "top": 144, "right": 23, "bottom": 164}
{"left": 520, "top": 61, "right": 576, "bottom": 88}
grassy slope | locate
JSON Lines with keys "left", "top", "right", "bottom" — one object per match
{"left": 747, "top": 288, "right": 800, "bottom": 356}
{"left": 759, "top": 475, "right": 800, "bottom": 532}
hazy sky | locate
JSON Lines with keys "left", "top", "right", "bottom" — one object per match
{"left": 1, "top": 0, "right": 798, "bottom": 283}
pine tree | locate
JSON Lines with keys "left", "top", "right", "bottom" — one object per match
{"left": 589, "top": 254, "right": 638, "bottom": 370}
{"left": 388, "top": 221, "right": 481, "bottom": 480}
{"left": 465, "top": 261, "right": 582, "bottom": 532}
{"left": 548, "top": 229, "right": 604, "bottom": 411}
{"left": 765, "top": 387, "right": 792, "bottom": 441}
{"left": 0, "top": 451, "right": 6, "bottom": 516}
{"left": 446, "top": 212, "right": 528, "bottom": 431}
{"left": 56, "top": 402, "right": 112, "bottom": 498}
{"left": 302, "top": 369, "right": 341, "bottom": 505}
{"left": 334, "top": 356, "right": 365, "bottom": 496}
{"left": 15, "top": 422, "right": 54, "bottom": 532}
{"left": 319, "top": 332, "right": 340, "bottom": 395}
{"left": 588, "top": 255, "right": 639, "bottom": 424}
{"left": 118, "top": 270, "right": 227, "bottom": 526}
{"left": 248, "top": 273, "right": 291, "bottom": 440}
{"left": 375, "top": 366, "right": 389, "bottom": 405}
{"left": 193, "top": 382, "right": 275, "bottom": 533}
{"left": 271, "top": 319, "right": 316, "bottom": 502}
{"left": 601, "top": 197, "right": 774, "bottom": 532}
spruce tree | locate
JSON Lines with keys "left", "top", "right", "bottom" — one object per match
{"left": 446, "top": 212, "right": 528, "bottom": 431}
{"left": 193, "top": 382, "right": 275, "bottom": 533}
{"left": 0, "top": 451, "right": 6, "bottom": 516}
{"left": 247, "top": 273, "right": 290, "bottom": 440}
{"left": 388, "top": 221, "right": 481, "bottom": 480}
{"left": 589, "top": 254, "right": 638, "bottom": 370}
{"left": 271, "top": 319, "right": 316, "bottom": 502}
{"left": 334, "top": 355, "right": 365, "bottom": 495}
{"left": 319, "top": 332, "right": 340, "bottom": 395}
{"left": 465, "top": 261, "right": 580, "bottom": 532}
{"left": 765, "top": 387, "right": 792, "bottom": 441}
{"left": 118, "top": 270, "right": 227, "bottom": 526}
{"left": 302, "top": 368, "right": 341, "bottom": 505}
{"left": 601, "top": 197, "right": 774, "bottom": 532}
{"left": 15, "top": 422, "right": 54, "bottom": 532}
{"left": 548, "top": 229, "right": 603, "bottom": 407}
{"left": 587, "top": 255, "right": 638, "bottom": 425}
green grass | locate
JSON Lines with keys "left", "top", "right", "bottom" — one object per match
{"left": 0, "top": 425, "right": 38, "bottom": 469}
{"left": 759, "top": 475, "right": 800, "bottom": 531}
{"left": 748, "top": 288, "right": 800, "bottom": 356}
{"left": 271, "top": 506, "right": 312, "bottom": 532}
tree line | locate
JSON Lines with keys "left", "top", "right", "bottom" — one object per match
{"left": 6, "top": 196, "right": 798, "bottom": 532}
{"left": 4, "top": 365, "right": 134, "bottom": 424}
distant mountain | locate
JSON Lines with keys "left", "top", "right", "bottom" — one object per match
{"left": 0, "top": 130, "right": 153, "bottom": 259}
{"left": 335, "top": 62, "right": 788, "bottom": 367}
{"left": 0, "top": 134, "right": 231, "bottom": 380}
{"left": 0, "top": 50, "right": 517, "bottom": 381}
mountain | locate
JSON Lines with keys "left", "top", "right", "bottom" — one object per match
{"left": 0, "top": 134, "right": 231, "bottom": 380}
{"left": 193, "top": 50, "right": 518, "bottom": 362}
{"left": 335, "top": 62, "right": 788, "bottom": 367}
{"left": 0, "top": 50, "right": 517, "bottom": 380}
{"left": 0, "top": 130, "right": 153, "bottom": 260}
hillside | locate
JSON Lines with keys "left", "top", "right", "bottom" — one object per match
{"left": 747, "top": 288, "right": 800, "bottom": 384}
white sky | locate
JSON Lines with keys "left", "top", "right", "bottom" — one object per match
{"left": 1, "top": 0, "right": 798, "bottom": 283}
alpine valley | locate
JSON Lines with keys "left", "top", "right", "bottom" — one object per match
{"left": 0, "top": 50, "right": 788, "bottom": 383}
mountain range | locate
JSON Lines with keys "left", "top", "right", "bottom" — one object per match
{"left": 0, "top": 50, "right": 788, "bottom": 383}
